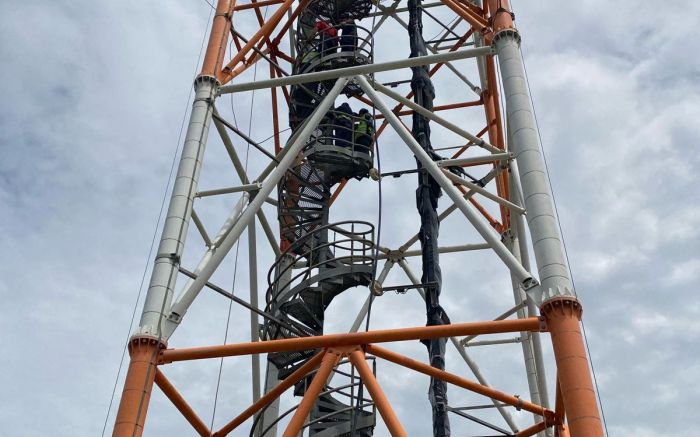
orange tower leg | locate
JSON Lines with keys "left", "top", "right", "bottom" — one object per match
{"left": 112, "top": 337, "right": 165, "bottom": 437}
{"left": 541, "top": 297, "right": 603, "bottom": 436}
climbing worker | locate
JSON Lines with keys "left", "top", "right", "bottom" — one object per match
{"left": 333, "top": 102, "right": 355, "bottom": 148}
{"left": 320, "top": 111, "right": 335, "bottom": 145}
{"left": 298, "top": 11, "right": 316, "bottom": 43}
{"left": 339, "top": 18, "right": 357, "bottom": 53}
{"left": 315, "top": 19, "right": 338, "bottom": 56}
{"left": 353, "top": 108, "right": 375, "bottom": 153}
{"left": 298, "top": 41, "right": 320, "bottom": 74}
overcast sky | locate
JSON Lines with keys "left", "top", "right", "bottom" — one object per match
{"left": 1, "top": 1, "right": 699, "bottom": 436}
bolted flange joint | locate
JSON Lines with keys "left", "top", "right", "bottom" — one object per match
{"left": 539, "top": 296, "right": 582, "bottom": 321}
{"left": 491, "top": 28, "right": 521, "bottom": 47}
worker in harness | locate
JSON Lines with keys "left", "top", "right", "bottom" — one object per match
{"left": 298, "top": 42, "right": 320, "bottom": 74}
{"left": 333, "top": 102, "right": 355, "bottom": 148}
{"left": 315, "top": 19, "right": 338, "bottom": 57}
{"left": 339, "top": 18, "right": 357, "bottom": 54}
{"left": 353, "top": 108, "right": 374, "bottom": 153}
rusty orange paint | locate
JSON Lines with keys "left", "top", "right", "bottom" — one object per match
{"left": 160, "top": 318, "right": 543, "bottom": 363}
{"left": 440, "top": 0, "right": 490, "bottom": 33}
{"left": 482, "top": 51, "right": 510, "bottom": 229}
{"left": 451, "top": 125, "right": 489, "bottom": 159}
{"left": 375, "top": 100, "right": 482, "bottom": 119}
{"left": 367, "top": 344, "right": 555, "bottom": 421}
{"left": 112, "top": 337, "right": 164, "bottom": 437}
{"left": 234, "top": 0, "right": 284, "bottom": 11}
{"left": 330, "top": 178, "right": 348, "bottom": 205}
{"left": 282, "top": 351, "right": 340, "bottom": 437}
{"left": 220, "top": 0, "right": 296, "bottom": 83}
{"left": 486, "top": 0, "right": 515, "bottom": 33}
{"left": 541, "top": 297, "right": 604, "bottom": 437}
{"left": 515, "top": 420, "right": 550, "bottom": 437}
{"left": 201, "top": 0, "right": 235, "bottom": 78}
{"left": 213, "top": 351, "right": 325, "bottom": 436}
{"left": 349, "top": 349, "right": 407, "bottom": 437}
{"left": 154, "top": 369, "right": 210, "bottom": 436}
{"left": 273, "top": 0, "right": 313, "bottom": 46}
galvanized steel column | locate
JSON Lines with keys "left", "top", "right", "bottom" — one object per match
{"left": 137, "top": 76, "right": 217, "bottom": 337}
{"left": 493, "top": 30, "right": 574, "bottom": 304}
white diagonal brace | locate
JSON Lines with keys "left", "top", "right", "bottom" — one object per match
{"left": 164, "top": 78, "right": 349, "bottom": 336}
{"left": 441, "top": 169, "right": 525, "bottom": 214}
{"left": 212, "top": 107, "right": 281, "bottom": 257}
{"left": 397, "top": 258, "right": 519, "bottom": 433}
{"left": 372, "top": 80, "right": 500, "bottom": 153}
{"left": 357, "top": 75, "right": 535, "bottom": 287}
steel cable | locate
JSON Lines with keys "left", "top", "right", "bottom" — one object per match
{"left": 210, "top": 4, "right": 270, "bottom": 431}
{"left": 99, "top": 6, "right": 214, "bottom": 436}
{"left": 515, "top": 30, "right": 610, "bottom": 437}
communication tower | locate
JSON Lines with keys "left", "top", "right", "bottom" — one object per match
{"left": 110, "top": 1, "right": 604, "bottom": 436}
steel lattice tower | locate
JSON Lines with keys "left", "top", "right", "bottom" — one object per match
{"left": 111, "top": 1, "right": 604, "bottom": 436}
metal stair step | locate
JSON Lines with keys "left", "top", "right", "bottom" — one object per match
{"left": 268, "top": 348, "right": 316, "bottom": 370}
{"left": 280, "top": 298, "right": 323, "bottom": 331}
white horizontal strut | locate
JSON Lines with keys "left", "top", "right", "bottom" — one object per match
{"left": 441, "top": 169, "right": 526, "bottom": 215}
{"left": 218, "top": 46, "right": 493, "bottom": 94}
{"left": 356, "top": 75, "right": 535, "bottom": 287}
{"left": 164, "top": 77, "right": 349, "bottom": 337}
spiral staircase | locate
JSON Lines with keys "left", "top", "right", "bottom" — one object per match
{"left": 260, "top": 0, "right": 379, "bottom": 435}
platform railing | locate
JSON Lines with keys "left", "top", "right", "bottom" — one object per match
{"left": 295, "top": 23, "right": 374, "bottom": 75}
{"left": 263, "top": 221, "right": 375, "bottom": 334}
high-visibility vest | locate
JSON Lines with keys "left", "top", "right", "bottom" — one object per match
{"left": 335, "top": 112, "right": 353, "bottom": 123}
{"left": 354, "top": 117, "right": 374, "bottom": 141}
{"left": 355, "top": 116, "right": 374, "bottom": 134}
{"left": 301, "top": 48, "right": 319, "bottom": 64}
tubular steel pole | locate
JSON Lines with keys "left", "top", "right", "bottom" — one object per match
{"left": 248, "top": 223, "right": 262, "bottom": 404}
{"left": 160, "top": 318, "right": 543, "bottom": 362}
{"left": 366, "top": 345, "right": 554, "bottom": 420}
{"left": 356, "top": 75, "right": 535, "bottom": 286}
{"left": 112, "top": 338, "right": 163, "bottom": 437}
{"left": 153, "top": 369, "right": 211, "bottom": 436}
{"left": 113, "top": 2, "right": 232, "bottom": 434}
{"left": 218, "top": 47, "right": 492, "bottom": 94}
{"left": 489, "top": 2, "right": 603, "bottom": 435}
{"left": 349, "top": 350, "right": 408, "bottom": 437}
{"left": 282, "top": 352, "right": 339, "bottom": 437}
{"left": 168, "top": 78, "right": 348, "bottom": 323}
{"left": 213, "top": 351, "right": 325, "bottom": 436}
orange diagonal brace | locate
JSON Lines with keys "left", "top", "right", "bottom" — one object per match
{"left": 555, "top": 373, "right": 566, "bottom": 425}
{"left": 454, "top": 184, "right": 503, "bottom": 232}
{"left": 154, "top": 369, "right": 211, "bottom": 437}
{"left": 220, "top": 0, "right": 295, "bottom": 83}
{"left": 366, "top": 344, "right": 555, "bottom": 421}
{"left": 516, "top": 420, "right": 550, "bottom": 437}
{"left": 329, "top": 178, "right": 348, "bottom": 205}
{"left": 441, "top": 0, "right": 490, "bottom": 32}
{"left": 282, "top": 351, "right": 340, "bottom": 437}
{"left": 451, "top": 125, "right": 489, "bottom": 159}
{"left": 160, "top": 318, "right": 543, "bottom": 363}
{"left": 349, "top": 349, "right": 407, "bottom": 437}
{"left": 213, "top": 350, "right": 325, "bottom": 436}
{"left": 234, "top": 0, "right": 284, "bottom": 11}
{"left": 271, "top": 0, "right": 312, "bottom": 45}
